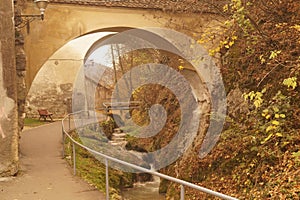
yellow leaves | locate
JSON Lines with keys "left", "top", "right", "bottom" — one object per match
{"left": 254, "top": 99, "right": 262, "bottom": 108}
{"left": 243, "top": 90, "right": 264, "bottom": 109}
{"left": 245, "top": 91, "right": 254, "bottom": 100}
{"left": 266, "top": 125, "right": 276, "bottom": 132}
{"left": 255, "top": 91, "right": 263, "bottom": 100}
{"left": 258, "top": 97, "right": 288, "bottom": 144}
{"left": 209, "top": 46, "right": 221, "bottom": 56}
{"left": 291, "top": 24, "right": 300, "bottom": 32}
{"left": 232, "top": 35, "right": 238, "bottom": 40}
{"left": 220, "top": 39, "right": 234, "bottom": 49}
{"left": 261, "top": 108, "right": 270, "bottom": 119}
{"left": 259, "top": 55, "right": 266, "bottom": 64}
{"left": 224, "top": 20, "right": 232, "bottom": 27}
{"left": 279, "top": 114, "right": 286, "bottom": 118}
{"left": 261, "top": 112, "right": 286, "bottom": 120}
{"left": 275, "top": 133, "right": 283, "bottom": 137}
{"left": 244, "top": 179, "right": 251, "bottom": 186}
{"left": 224, "top": 35, "right": 238, "bottom": 49}
{"left": 196, "top": 33, "right": 208, "bottom": 44}
{"left": 261, "top": 133, "right": 273, "bottom": 144}
{"left": 226, "top": 41, "right": 235, "bottom": 48}
{"left": 262, "top": 109, "right": 269, "bottom": 113}
{"left": 178, "top": 65, "right": 184, "bottom": 71}
{"left": 209, "top": 49, "right": 216, "bottom": 56}
{"left": 197, "top": 39, "right": 205, "bottom": 44}
{"left": 272, "top": 106, "right": 279, "bottom": 113}
{"left": 209, "top": 34, "right": 238, "bottom": 56}
{"left": 246, "top": 2, "right": 252, "bottom": 6}
{"left": 292, "top": 151, "right": 300, "bottom": 163}
{"left": 249, "top": 163, "right": 255, "bottom": 168}
{"left": 244, "top": 91, "right": 259, "bottom": 101}
{"left": 275, "top": 23, "right": 287, "bottom": 28}
{"left": 283, "top": 77, "right": 297, "bottom": 90}
{"left": 272, "top": 112, "right": 285, "bottom": 119}
{"left": 269, "top": 50, "right": 281, "bottom": 60}
{"left": 223, "top": 4, "right": 229, "bottom": 12}
{"left": 231, "top": 0, "right": 242, "bottom": 10}
{"left": 248, "top": 89, "right": 288, "bottom": 144}
{"left": 292, "top": 151, "right": 300, "bottom": 158}
{"left": 261, "top": 132, "right": 283, "bottom": 144}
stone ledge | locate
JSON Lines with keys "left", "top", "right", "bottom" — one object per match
{"left": 49, "top": 0, "right": 228, "bottom": 14}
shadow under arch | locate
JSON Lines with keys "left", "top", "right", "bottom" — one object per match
{"left": 25, "top": 26, "right": 137, "bottom": 118}
{"left": 80, "top": 27, "right": 202, "bottom": 117}
{"left": 80, "top": 27, "right": 211, "bottom": 116}
{"left": 83, "top": 27, "right": 182, "bottom": 62}
{"left": 75, "top": 27, "right": 224, "bottom": 172}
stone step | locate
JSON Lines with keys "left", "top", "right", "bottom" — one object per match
{"left": 112, "top": 133, "right": 127, "bottom": 137}
{"left": 109, "top": 141, "right": 127, "bottom": 147}
{"left": 109, "top": 128, "right": 127, "bottom": 147}
{"left": 113, "top": 128, "right": 122, "bottom": 133}
{"left": 111, "top": 137, "right": 126, "bottom": 142}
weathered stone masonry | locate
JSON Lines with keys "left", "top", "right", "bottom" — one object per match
{"left": 0, "top": 0, "right": 20, "bottom": 177}
{"left": 15, "top": 0, "right": 27, "bottom": 134}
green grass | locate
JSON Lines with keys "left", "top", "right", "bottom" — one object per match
{"left": 64, "top": 130, "right": 134, "bottom": 200}
{"left": 24, "top": 118, "right": 52, "bottom": 127}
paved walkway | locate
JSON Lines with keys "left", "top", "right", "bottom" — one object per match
{"left": 0, "top": 121, "right": 105, "bottom": 200}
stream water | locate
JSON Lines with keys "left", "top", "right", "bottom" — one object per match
{"left": 122, "top": 176, "right": 165, "bottom": 200}
{"left": 107, "top": 126, "right": 166, "bottom": 199}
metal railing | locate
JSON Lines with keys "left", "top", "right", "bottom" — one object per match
{"left": 61, "top": 111, "right": 238, "bottom": 200}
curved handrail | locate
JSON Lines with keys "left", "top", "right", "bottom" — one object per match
{"left": 61, "top": 111, "right": 238, "bottom": 200}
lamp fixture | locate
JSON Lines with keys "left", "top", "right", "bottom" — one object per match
{"left": 15, "top": 0, "right": 49, "bottom": 29}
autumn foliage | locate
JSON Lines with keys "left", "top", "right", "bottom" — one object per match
{"left": 158, "top": 0, "right": 300, "bottom": 199}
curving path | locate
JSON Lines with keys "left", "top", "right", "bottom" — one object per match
{"left": 0, "top": 121, "right": 105, "bottom": 200}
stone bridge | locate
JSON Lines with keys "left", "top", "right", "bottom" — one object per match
{"left": 24, "top": 0, "right": 224, "bottom": 118}
{"left": 0, "top": 0, "right": 225, "bottom": 176}
{"left": 25, "top": 0, "right": 224, "bottom": 87}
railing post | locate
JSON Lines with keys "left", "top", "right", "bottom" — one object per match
{"left": 180, "top": 185, "right": 185, "bottom": 200}
{"left": 105, "top": 158, "right": 109, "bottom": 200}
{"left": 72, "top": 142, "right": 76, "bottom": 175}
{"left": 62, "top": 126, "right": 65, "bottom": 159}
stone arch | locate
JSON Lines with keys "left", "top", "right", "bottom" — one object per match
{"left": 25, "top": 29, "right": 120, "bottom": 118}
{"left": 26, "top": 26, "right": 226, "bottom": 167}
{"left": 23, "top": 2, "right": 169, "bottom": 88}
{"left": 70, "top": 28, "right": 225, "bottom": 171}
{"left": 26, "top": 27, "right": 210, "bottom": 119}
{"left": 23, "top": 2, "right": 223, "bottom": 88}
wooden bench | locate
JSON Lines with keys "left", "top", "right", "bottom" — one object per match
{"left": 38, "top": 109, "right": 53, "bottom": 121}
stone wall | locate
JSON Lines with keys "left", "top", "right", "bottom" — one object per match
{"left": 25, "top": 32, "right": 114, "bottom": 118}
{"left": 0, "top": 0, "right": 19, "bottom": 177}
{"left": 25, "top": 59, "right": 77, "bottom": 118}
{"left": 15, "top": 0, "right": 27, "bottom": 133}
